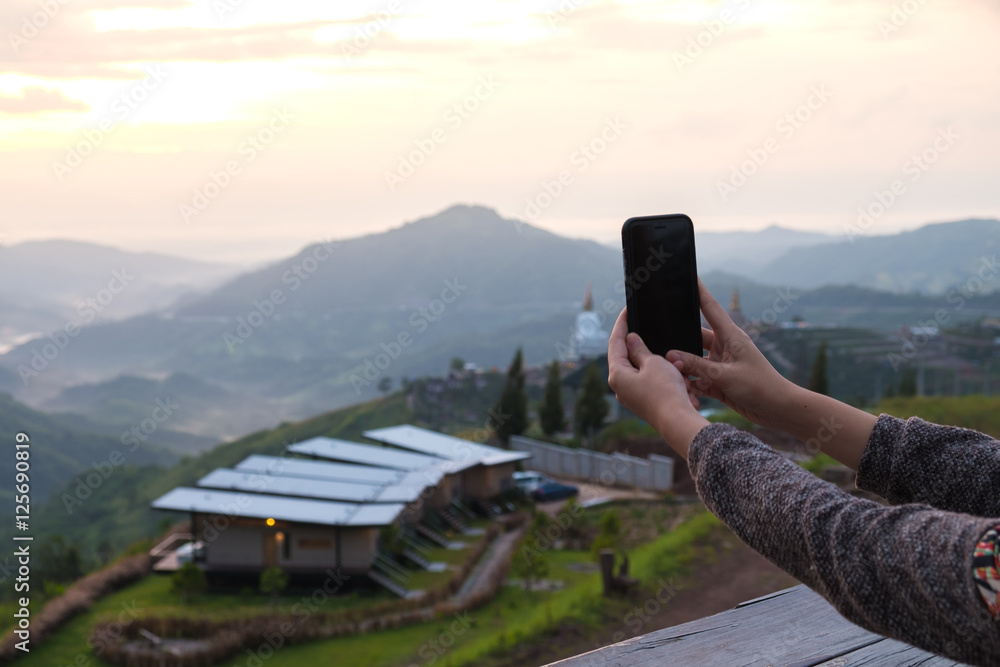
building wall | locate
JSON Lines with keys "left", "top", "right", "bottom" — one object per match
{"left": 204, "top": 524, "right": 264, "bottom": 569}
{"left": 447, "top": 472, "right": 463, "bottom": 501}
{"left": 463, "top": 462, "right": 515, "bottom": 499}
{"left": 428, "top": 475, "right": 453, "bottom": 509}
{"left": 194, "top": 513, "right": 380, "bottom": 574}
{"left": 288, "top": 526, "right": 338, "bottom": 568}
{"left": 341, "top": 528, "right": 377, "bottom": 570}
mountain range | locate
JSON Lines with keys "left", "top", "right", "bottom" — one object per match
{"left": 0, "top": 240, "right": 241, "bottom": 354}
{"left": 2, "top": 205, "right": 999, "bottom": 449}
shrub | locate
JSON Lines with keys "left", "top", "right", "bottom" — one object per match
{"left": 171, "top": 563, "right": 206, "bottom": 603}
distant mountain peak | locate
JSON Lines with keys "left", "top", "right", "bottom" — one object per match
{"left": 403, "top": 203, "right": 506, "bottom": 228}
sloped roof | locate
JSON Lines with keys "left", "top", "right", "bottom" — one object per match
{"left": 151, "top": 487, "right": 405, "bottom": 527}
{"left": 234, "top": 454, "right": 443, "bottom": 486}
{"left": 363, "top": 425, "right": 530, "bottom": 466}
{"left": 197, "top": 468, "right": 425, "bottom": 504}
{"left": 288, "top": 436, "right": 451, "bottom": 471}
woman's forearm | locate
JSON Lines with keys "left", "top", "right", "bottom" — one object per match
{"left": 689, "top": 422, "right": 1000, "bottom": 666}
{"left": 766, "top": 381, "right": 878, "bottom": 471}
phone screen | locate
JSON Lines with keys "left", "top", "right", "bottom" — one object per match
{"left": 622, "top": 214, "right": 702, "bottom": 357}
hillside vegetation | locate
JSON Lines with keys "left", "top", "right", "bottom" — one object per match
{"left": 876, "top": 395, "right": 1000, "bottom": 437}
{"left": 0, "top": 392, "right": 177, "bottom": 505}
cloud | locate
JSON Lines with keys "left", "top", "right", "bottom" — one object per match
{"left": 0, "top": 87, "right": 88, "bottom": 113}
{"left": 0, "top": 19, "right": 374, "bottom": 79}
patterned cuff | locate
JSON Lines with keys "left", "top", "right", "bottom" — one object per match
{"left": 973, "top": 524, "right": 1000, "bottom": 620}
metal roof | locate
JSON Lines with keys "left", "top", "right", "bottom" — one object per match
{"left": 288, "top": 437, "right": 447, "bottom": 471}
{"left": 233, "top": 454, "right": 442, "bottom": 486}
{"left": 197, "top": 468, "right": 425, "bottom": 504}
{"left": 150, "top": 487, "right": 405, "bottom": 527}
{"left": 235, "top": 455, "right": 443, "bottom": 489}
{"left": 364, "top": 424, "right": 531, "bottom": 466}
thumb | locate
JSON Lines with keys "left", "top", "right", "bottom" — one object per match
{"left": 625, "top": 333, "right": 655, "bottom": 367}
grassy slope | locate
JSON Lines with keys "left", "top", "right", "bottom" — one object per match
{"left": 27, "top": 508, "right": 718, "bottom": 667}
{"left": 32, "top": 393, "right": 414, "bottom": 559}
{"left": 876, "top": 395, "right": 1000, "bottom": 437}
{"left": 258, "top": 511, "right": 721, "bottom": 667}
{"left": 0, "top": 392, "right": 178, "bottom": 505}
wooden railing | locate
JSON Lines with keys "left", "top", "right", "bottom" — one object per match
{"left": 546, "top": 584, "right": 963, "bottom": 666}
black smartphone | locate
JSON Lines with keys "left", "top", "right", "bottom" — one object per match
{"left": 621, "top": 214, "right": 702, "bottom": 357}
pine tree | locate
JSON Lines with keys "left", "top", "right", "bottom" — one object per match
{"left": 575, "top": 361, "right": 609, "bottom": 439}
{"left": 539, "top": 360, "right": 566, "bottom": 436}
{"left": 808, "top": 341, "right": 829, "bottom": 396}
{"left": 493, "top": 348, "right": 528, "bottom": 444}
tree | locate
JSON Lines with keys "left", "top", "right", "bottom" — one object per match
{"left": 512, "top": 534, "right": 550, "bottom": 597}
{"left": 36, "top": 536, "right": 83, "bottom": 585}
{"left": 171, "top": 562, "right": 206, "bottom": 603}
{"left": 96, "top": 539, "right": 114, "bottom": 566}
{"left": 539, "top": 361, "right": 567, "bottom": 436}
{"left": 450, "top": 357, "right": 466, "bottom": 373}
{"left": 575, "top": 361, "right": 609, "bottom": 439}
{"left": 260, "top": 566, "right": 289, "bottom": 607}
{"left": 377, "top": 376, "right": 392, "bottom": 395}
{"left": 807, "top": 341, "right": 829, "bottom": 396}
{"left": 590, "top": 509, "right": 623, "bottom": 562}
{"left": 493, "top": 348, "right": 528, "bottom": 444}
{"left": 899, "top": 367, "right": 918, "bottom": 397}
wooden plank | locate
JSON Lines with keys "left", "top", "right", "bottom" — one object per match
{"left": 546, "top": 584, "right": 967, "bottom": 666}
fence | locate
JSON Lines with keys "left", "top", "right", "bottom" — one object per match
{"left": 510, "top": 436, "right": 673, "bottom": 492}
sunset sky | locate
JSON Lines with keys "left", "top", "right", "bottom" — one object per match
{"left": 1, "top": 0, "right": 997, "bottom": 263}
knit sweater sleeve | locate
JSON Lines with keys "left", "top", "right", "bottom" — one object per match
{"left": 857, "top": 413, "right": 1000, "bottom": 516}
{"left": 688, "top": 422, "right": 1000, "bottom": 666}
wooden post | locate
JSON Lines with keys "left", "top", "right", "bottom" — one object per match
{"left": 600, "top": 549, "right": 615, "bottom": 596}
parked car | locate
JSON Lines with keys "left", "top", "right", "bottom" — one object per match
{"left": 530, "top": 480, "right": 579, "bottom": 502}
{"left": 513, "top": 470, "right": 551, "bottom": 493}
{"left": 176, "top": 541, "right": 205, "bottom": 564}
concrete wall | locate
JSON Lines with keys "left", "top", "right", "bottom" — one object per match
{"left": 509, "top": 436, "right": 673, "bottom": 492}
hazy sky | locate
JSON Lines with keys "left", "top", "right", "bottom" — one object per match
{"left": 1, "top": 0, "right": 998, "bottom": 263}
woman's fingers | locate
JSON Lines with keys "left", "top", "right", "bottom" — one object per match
{"left": 701, "top": 327, "right": 715, "bottom": 350}
{"left": 625, "top": 332, "right": 655, "bottom": 369}
{"left": 608, "top": 308, "right": 632, "bottom": 370}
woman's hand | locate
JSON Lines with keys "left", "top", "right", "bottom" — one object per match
{"left": 607, "top": 308, "right": 709, "bottom": 459}
{"left": 665, "top": 280, "right": 792, "bottom": 429}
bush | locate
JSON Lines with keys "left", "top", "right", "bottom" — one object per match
{"left": 801, "top": 452, "right": 838, "bottom": 475}
{"left": 597, "top": 419, "right": 658, "bottom": 447}
{"left": 0, "top": 553, "right": 151, "bottom": 662}
{"left": 705, "top": 409, "right": 754, "bottom": 430}
{"left": 171, "top": 562, "right": 206, "bottom": 602}
{"left": 260, "top": 566, "right": 288, "bottom": 607}
{"left": 590, "top": 509, "right": 623, "bottom": 561}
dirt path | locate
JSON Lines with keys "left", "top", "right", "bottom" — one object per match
{"left": 475, "top": 521, "right": 800, "bottom": 667}
{"left": 453, "top": 526, "right": 525, "bottom": 604}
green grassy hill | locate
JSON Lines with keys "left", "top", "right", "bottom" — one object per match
{"left": 0, "top": 392, "right": 178, "bottom": 506}
{"left": 876, "top": 395, "right": 1000, "bottom": 437}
